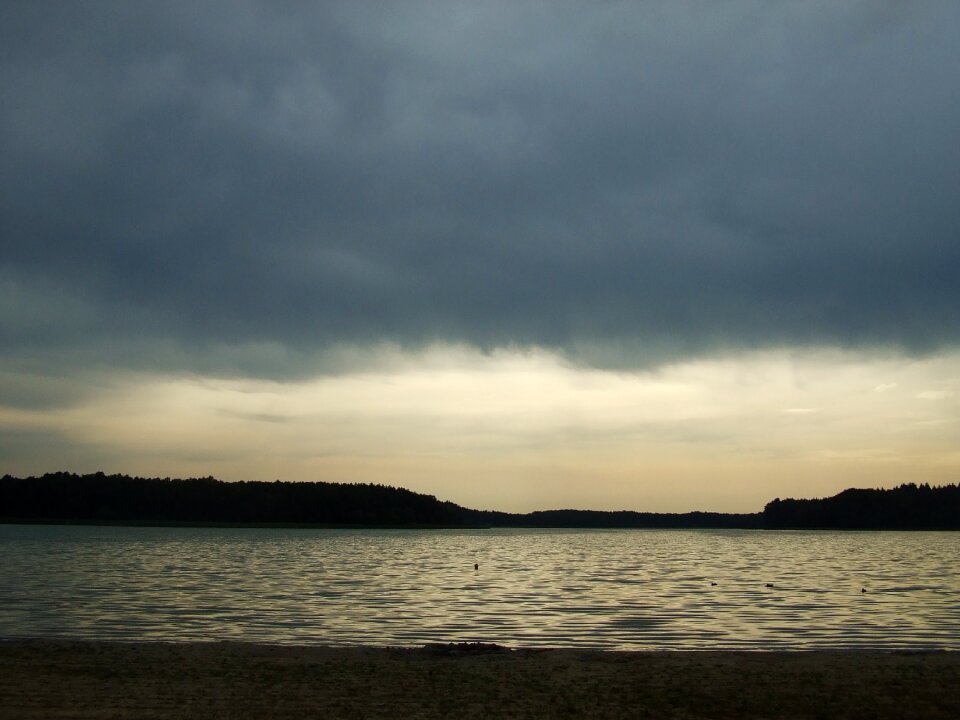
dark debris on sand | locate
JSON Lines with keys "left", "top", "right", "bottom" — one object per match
{"left": 421, "top": 642, "right": 511, "bottom": 656}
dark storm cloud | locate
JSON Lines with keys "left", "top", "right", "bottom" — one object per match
{"left": 2, "top": 1, "right": 959, "bottom": 381}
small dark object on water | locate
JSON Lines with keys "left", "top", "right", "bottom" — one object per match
{"left": 474, "top": 563, "right": 479, "bottom": 571}
{"left": 711, "top": 582, "right": 718, "bottom": 586}
{"left": 861, "top": 587, "right": 867, "bottom": 593}
{"left": 766, "top": 583, "right": 774, "bottom": 588}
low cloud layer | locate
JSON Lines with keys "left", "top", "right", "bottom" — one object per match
{"left": 3, "top": 1, "right": 959, "bottom": 383}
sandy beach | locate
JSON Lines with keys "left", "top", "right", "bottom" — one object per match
{"left": 1, "top": 640, "right": 957, "bottom": 719}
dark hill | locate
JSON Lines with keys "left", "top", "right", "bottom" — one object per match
{"left": 1, "top": 473, "right": 957, "bottom": 529}
{"left": 0, "top": 472, "right": 483, "bottom": 527}
{"left": 1, "top": 472, "right": 760, "bottom": 528}
{"left": 763, "top": 483, "right": 960, "bottom": 529}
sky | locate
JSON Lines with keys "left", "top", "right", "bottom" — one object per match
{"left": 1, "top": 1, "right": 958, "bottom": 512}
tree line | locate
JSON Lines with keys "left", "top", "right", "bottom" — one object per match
{"left": 1, "top": 472, "right": 957, "bottom": 529}
{"left": 0, "top": 472, "right": 477, "bottom": 527}
{"left": 762, "top": 483, "right": 960, "bottom": 530}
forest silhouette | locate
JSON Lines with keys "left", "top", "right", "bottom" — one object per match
{"left": 1, "top": 472, "right": 958, "bottom": 529}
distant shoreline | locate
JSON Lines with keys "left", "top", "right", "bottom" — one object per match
{"left": 3, "top": 473, "right": 959, "bottom": 530}
{"left": 2, "top": 519, "right": 958, "bottom": 531}
{"left": 0, "top": 518, "right": 496, "bottom": 530}
{"left": 2, "top": 639, "right": 958, "bottom": 719}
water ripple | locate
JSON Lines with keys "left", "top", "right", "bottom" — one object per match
{"left": 1, "top": 525, "right": 959, "bottom": 650}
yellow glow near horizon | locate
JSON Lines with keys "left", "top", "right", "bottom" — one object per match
{"left": 1, "top": 346, "right": 957, "bottom": 512}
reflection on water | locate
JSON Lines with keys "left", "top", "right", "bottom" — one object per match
{"left": 1, "top": 525, "right": 958, "bottom": 649}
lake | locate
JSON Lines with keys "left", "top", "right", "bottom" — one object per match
{"left": 1, "top": 524, "right": 958, "bottom": 650}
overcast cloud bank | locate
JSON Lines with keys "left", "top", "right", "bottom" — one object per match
{"left": 2, "top": 1, "right": 959, "bottom": 385}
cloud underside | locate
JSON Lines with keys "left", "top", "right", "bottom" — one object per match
{"left": 2, "top": 2, "right": 959, "bottom": 379}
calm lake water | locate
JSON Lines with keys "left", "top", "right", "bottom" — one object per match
{"left": 1, "top": 524, "right": 958, "bottom": 650}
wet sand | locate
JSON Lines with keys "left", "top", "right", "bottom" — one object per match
{"left": 1, "top": 640, "right": 958, "bottom": 719}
